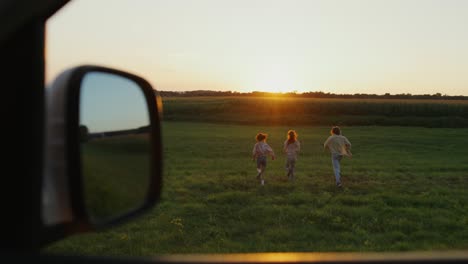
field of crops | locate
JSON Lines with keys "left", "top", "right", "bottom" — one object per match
{"left": 45, "top": 119, "right": 468, "bottom": 256}
{"left": 162, "top": 96, "right": 468, "bottom": 127}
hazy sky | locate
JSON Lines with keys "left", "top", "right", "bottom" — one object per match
{"left": 46, "top": 0, "right": 468, "bottom": 95}
{"left": 80, "top": 72, "right": 149, "bottom": 133}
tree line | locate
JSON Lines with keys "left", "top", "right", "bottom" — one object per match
{"left": 158, "top": 90, "right": 468, "bottom": 100}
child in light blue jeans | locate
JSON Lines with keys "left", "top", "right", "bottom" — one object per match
{"left": 323, "top": 126, "right": 352, "bottom": 187}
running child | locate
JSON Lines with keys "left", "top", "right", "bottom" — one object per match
{"left": 252, "top": 133, "right": 275, "bottom": 185}
{"left": 283, "top": 130, "right": 301, "bottom": 181}
{"left": 323, "top": 126, "right": 352, "bottom": 187}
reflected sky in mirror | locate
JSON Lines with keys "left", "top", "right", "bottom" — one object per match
{"left": 80, "top": 72, "right": 149, "bottom": 133}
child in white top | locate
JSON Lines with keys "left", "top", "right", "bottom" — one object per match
{"left": 252, "top": 133, "right": 275, "bottom": 185}
{"left": 323, "top": 126, "right": 352, "bottom": 187}
{"left": 283, "top": 130, "right": 300, "bottom": 181}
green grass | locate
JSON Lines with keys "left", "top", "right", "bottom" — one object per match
{"left": 44, "top": 122, "right": 468, "bottom": 256}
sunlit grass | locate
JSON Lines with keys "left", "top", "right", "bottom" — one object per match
{"left": 44, "top": 122, "right": 468, "bottom": 256}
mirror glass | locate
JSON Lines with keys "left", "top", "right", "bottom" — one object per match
{"left": 79, "top": 72, "right": 151, "bottom": 223}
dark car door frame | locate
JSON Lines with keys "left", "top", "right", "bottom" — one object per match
{"left": 3, "top": 20, "right": 44, "bottom": 251}
{"left": 0, "top": 0, "right": 69, "bottom": 252}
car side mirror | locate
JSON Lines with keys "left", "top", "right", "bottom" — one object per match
{"left": 42, "top": 65, "right": 162, "bottom": 244}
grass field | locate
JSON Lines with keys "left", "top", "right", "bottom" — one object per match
{"left": 44, "top": 121, "right": 468, "bottom": 256}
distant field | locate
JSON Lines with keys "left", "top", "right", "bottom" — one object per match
{"left": 45, "top": 122, "right": 468, "bottom": 256}
{"left": 162, "top": 96, "right": 468, "bottom": 127}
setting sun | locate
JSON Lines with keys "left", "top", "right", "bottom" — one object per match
{"left": 242, "top": 64, "right": 306, "bottom": 93}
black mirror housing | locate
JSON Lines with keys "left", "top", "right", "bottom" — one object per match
{"left": 42, "top": 65, "right": 162, "bottom": 244}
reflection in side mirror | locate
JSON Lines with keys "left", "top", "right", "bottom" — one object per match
{"left": 79, "top": 72, "right": 151, "bottom": 223}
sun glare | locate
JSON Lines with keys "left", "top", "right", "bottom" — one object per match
{"left": 243, "top": 65, "right": 305, "bottom": 94}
